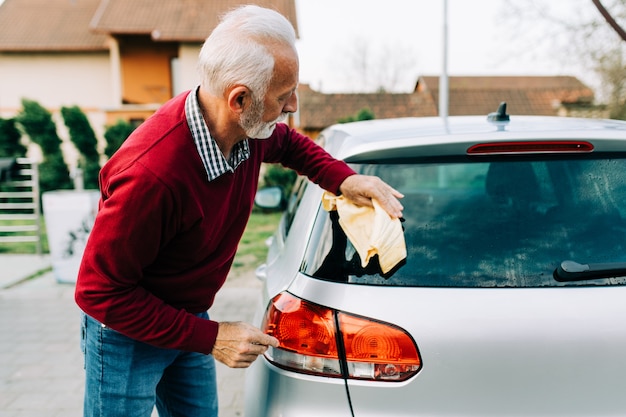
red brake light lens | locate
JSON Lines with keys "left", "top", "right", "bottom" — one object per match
{"left": 338, "top": 312, "right": 421, "bottom": 381}
{"left": 263, "top": 292, "right": 342, "bottom": 378}
{"left": 262, "top": 292, "right": 422, "bottom": 381}
{"left": 467, "top": 141, "right": 594, "bottom": 155}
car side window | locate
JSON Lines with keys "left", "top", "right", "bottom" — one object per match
{"left": 282, "top": 176, "right": 308, "bottom": 236}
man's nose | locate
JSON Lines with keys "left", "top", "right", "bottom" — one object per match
{"left": 283, "top": 92, "right": 298, "bottom": 113}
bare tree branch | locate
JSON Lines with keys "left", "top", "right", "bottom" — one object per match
{"left": 592, "top": 0, "right": 626, "bottom": 42}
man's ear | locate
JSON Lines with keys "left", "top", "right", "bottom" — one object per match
{"left": 227, "top": 86, "right": 250, "bottom": 114}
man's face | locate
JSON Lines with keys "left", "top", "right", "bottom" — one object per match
{"left": 239, "top": 46, "right": 298, "bottom": 139}
{"left": 239, "top": 96, "right": 287, "bottom": 139}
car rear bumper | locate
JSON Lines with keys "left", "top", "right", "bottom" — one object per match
{"left": 244, "top": 357, "right": 353, "bottom": 417}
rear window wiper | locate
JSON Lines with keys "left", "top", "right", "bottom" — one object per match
{"left": 554, "top": 260, "right": 626, "bottom": 282}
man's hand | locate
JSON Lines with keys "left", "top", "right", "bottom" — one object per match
{"left": 339, "top": 174, "right": 404, "bottom": 218}
{"left": 211, "top": 322, "right": 279, "bottom": 368}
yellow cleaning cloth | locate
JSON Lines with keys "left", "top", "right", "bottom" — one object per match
{"left": 322, "top": 192, "right": 406, "bottom": 274}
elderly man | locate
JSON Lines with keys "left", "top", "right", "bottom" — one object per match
{"left": 75, "top": 5, "right": 403, "bottom": 417}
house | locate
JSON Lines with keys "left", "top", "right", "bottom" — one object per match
{"left": 296, "top": 75, "right": 604, "bottom": 138}
{"left": 0, "top": 0, "right": 298, "bottom": 132}
{"left": 415, "top": 75, "right": 599, "bottom": 117}
{"left": 296, "top": 84, "right": 437, "bottom": 138}
{"left": 0, "top": 0, "right": 604, "bottom": 147}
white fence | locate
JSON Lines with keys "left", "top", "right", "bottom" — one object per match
{"left": 0, "top": 158, "right": 43, "bottom": 254}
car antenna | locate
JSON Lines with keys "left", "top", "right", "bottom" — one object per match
{"left": 487, "top": 102, "right": 510, "bottom": 130}
{"left": 487, "top": 102, "right": 510, "bottom": 122}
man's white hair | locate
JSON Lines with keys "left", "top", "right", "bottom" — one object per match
{"left": 197, "top": 5, "right": 297, "bottom": 100}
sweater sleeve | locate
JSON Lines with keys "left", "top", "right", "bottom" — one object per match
{"left": 74, "top": 164, "right": 218, "bottom": 354}
{"left": 261, "top": 124, "right": 356, "bottom": 194}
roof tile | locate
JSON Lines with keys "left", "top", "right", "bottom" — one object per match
{"left": 0, "top": 0, "right": 298, "bottom": 51}
{"left": 298, "top": 85, "right": 437, "bottom": 129}
{"left": 417, "top": 76, "right": 594, "bottom": 116}
{"left": 90, "top": 0, "right": 299, "bottom": 41}
{"left": 298, "top": 75, "right": 596, "bottom": 130}
{"left": 0, "top": 0, "right": 108, "bottom": 51}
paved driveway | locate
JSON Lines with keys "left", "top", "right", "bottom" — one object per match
{"left": 0, "top": 257, "right": 261, "bottom": 417}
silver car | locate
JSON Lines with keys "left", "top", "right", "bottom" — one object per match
{"left": 245, "top": 105, "right": 626, "bottom": 416}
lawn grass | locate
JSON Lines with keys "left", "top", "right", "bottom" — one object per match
{"left": 0, "top": 216, "right": 48, "bottom": 254}
{"left": 0, "top": 211, "right": 283, "bottom": 273}
{"left": 232, "top": 211, "right": 282, "bottom": 271}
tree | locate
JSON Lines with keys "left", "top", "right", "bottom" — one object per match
{"left": 592, "top": 0, "right": 626, "bottom": 41}
{"left": 590, "top": 0, "right": 626, "bottom": 118}
{"left": 104, "top": 119, "right": 136, "bottom": 158}
{"left": 16, "top": 99, "right": 71, "bottom": 192}
{"left": 338, "top": 108, "right": 375, "bottom": 124}
{"left": 61, "top": 105, "right": 101, "bottom": 189}
{"left": 0, "top": 117, "right": 27, "bottom": 158}
{"left": 502, "top": 0, "right": 626, "bottom": 118}
{"left": 337, "top": 38, "right": 419, "bottom": 93}
{"left": 263, "top": 164, "right": 297, "bottom": 201}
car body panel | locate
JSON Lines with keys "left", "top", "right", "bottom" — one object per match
{"left": 261, "top": 183, "right": 323, "bottom": 298}
{"left": 287, "top": 274, "right": 626, "bottom": 416}
{"left": 244, "top": 358, "right": 352, "bottom": 417}
{"left": 245, "top": 115, "right": 626, "bottom": 417}
{"left": 320, "top": 116, "right": 626, "bottom": 161}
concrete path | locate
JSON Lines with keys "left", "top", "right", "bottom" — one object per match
{"left": 0, "top": 255, "right": 263, "bottom": 417}
{"left": 0, "top": 254, "right": 52, "bottom": 289}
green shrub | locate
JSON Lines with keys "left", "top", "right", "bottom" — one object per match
{"left": 0, "top": 117, "right": 27, "bottom": 158}
{"left": 610, "top": 102, "right": 626, "bottom": 121}
{"left": 338, "top": 108, "right": 375, "bottom": 124}
{"left": 37, "top": 153, "right": 72, "bottom": 192}
{"left": 104, "top": 119, "right": 136, "bottom": 158}
{"left": 61, "top": 105, "right": 100, "bottom": 189}
{"left": 263, "top": 163, "right": 297, "bottom": 198}
{"left": 16, "top": 99, "right": 71, "bottom": 192}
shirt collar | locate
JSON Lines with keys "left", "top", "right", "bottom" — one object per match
{"left": 185, "top": 86, "right": 250, "bottom": 181}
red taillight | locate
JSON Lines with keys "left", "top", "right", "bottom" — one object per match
{"left": 338, "top": 313, "right": 421, "bottom": 381}
{"left": 467, "top": 141, "right": 594, "bottom": 155}
{"left": 262, "top": 292, "right": 422, "bottom": 381}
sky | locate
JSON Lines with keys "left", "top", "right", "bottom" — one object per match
{"left": 0, "top": 0, "right": 599, "bottom": 94}
{"left": 293, "top": 0, "right": 595, "bottom": 93}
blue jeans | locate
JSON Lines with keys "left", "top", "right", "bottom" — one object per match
{"left": 81, "top": 312, "right": 218, "bottom": 417}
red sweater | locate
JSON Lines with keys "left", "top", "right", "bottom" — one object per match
{"left": 74, "top": 91, "right": 355, "bottom": 354}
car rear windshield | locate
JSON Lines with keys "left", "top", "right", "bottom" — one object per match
{"left": 302, "top": 157, "right": 626, "bottom": 287}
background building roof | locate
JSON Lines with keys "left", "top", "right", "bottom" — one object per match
{"left": 298, "top": 84, "right": 437, "bottom": 130}
{"left": 416, "top": 76, "right": 595, "bottom": 116}
{"left": 90, "top": 0, "right": 299, "bottom": 41}
{"left": 0, "top": 0, "right": 108, "bottom": 51}
{"left": 298, "top": 75, "right": 597, "bottom": 131}
{"left": 0, "top": 0, "right": 298, "bottom": 51}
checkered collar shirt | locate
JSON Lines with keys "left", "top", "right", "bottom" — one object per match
{"left": 185, "top": 86, "right": 250, "bottom": 181}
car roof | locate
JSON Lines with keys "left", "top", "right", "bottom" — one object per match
{"left": 318, "top": 115, "right": 626, "bottom": 162}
